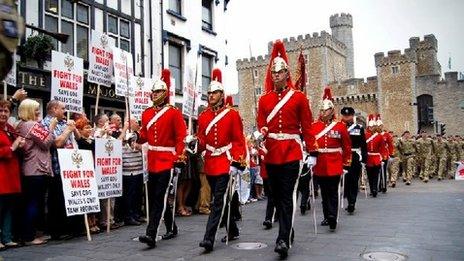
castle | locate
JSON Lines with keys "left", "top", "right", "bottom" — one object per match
{"left": 236, "top": 13, "right": 464, "bottom": 136}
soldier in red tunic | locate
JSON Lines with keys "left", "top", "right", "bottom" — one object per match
{"left": 192, "top": 68, "right": 247, "bottom": 252}
{"left": 365, "top": 114, "right": 388, "bottom": 197}
{"left": 256, "top": 40, "right": 317, "bottom": 258}
{"left": 378, "top": 116, "right": 394, "bottom": 193}
{"left": 137, "top": 69, "right": 187, "bottom": 247}
{"left": 310, "top": 87, "right": 352, "bottom": 231}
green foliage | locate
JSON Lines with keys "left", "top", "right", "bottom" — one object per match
{"left": 22, "top": 35, "right": 54, "bottom": 64}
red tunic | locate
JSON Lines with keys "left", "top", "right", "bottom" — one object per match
{"left": 0, "top": 124, "right": 21, "bottom": 194}
{"left": 257, "top": 88, "right": 316, "bottom": 164}
{"left": 381, "top": 131, "right": 394, "bottom": 159}
{"left": 311, "top": 120, "right": 352, "bottom": 177}
{"left": 139, "top": 105, "right": 187, "bottom": 173}
{"left": 197, "top": 106, "right": 246, "bottom": 176}
{"left": 258, "top": 147, "right": 268, "bottom": 180}
{"left": 365, "top": 130, "right": 387, "bottom": 167}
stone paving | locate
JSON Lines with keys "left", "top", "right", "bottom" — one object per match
{"left": 2, "top": 179, "right": 464, "bottom": 261}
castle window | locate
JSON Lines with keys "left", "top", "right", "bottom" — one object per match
{"left": 253, "top": 69, "right": 258, "bottom": 78}
{"left": 392, "top": 66, "right": 399, "bottom": 74}
{"left": 255, "top": 86, "right": 262, "bottom": 96}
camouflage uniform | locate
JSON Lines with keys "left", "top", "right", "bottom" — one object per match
{"left": 415, "top": 137, "right": 433, "bottom": 182}
{"left": 388, "top": 137, "right": 401, "bottom": 186}
{"left": 447, "top": 138, "right": 459, "bottom": 178}
{"left": 457, "top": 138, "right": 464, "bottom": 161}
{"left": 434, "top": 138, "right": 448, "bottom": 180}
{"left": 397, "top": 138, "right": 416, "bottom": 184}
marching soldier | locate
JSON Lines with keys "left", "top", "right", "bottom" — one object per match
{"left": 340, "top": 107, "right": 366, "bottom": 214}
{"left": 365, "top": 114, "right": 387, "bottom": 197}
{"left": 397, "top": 131, "right": 416, "bottom": 185}
{"left": 256, "top": 40, "right": 316, "bottom": 258}
{"left": 379, "top": 122, "right": 394, "bottom": 193}
{"left": 137, "top": 69, "right": 187, "bottom": 247}
{"left": 388, "top": 135, "right": 401, "bottom": 187}
{"left": 434, "top": 134, "right": 448, "bottom": 181}
{"left": 194, "top": 68, "right": 247, "bottom": 252}
{"left": 416, "top": 131, "right": 433, "bottom": 182}
{"left": 311, "top": 87, "right": 351, "bottom": 229}
{"left": 447, "top": 136, "right": 459, "bottom": 179}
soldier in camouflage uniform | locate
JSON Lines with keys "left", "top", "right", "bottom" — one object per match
{"left": 428, "top": 135, "right": 438, "bottom": 179}
{"left": 415, "top": 131, "right": 433, "bottom": 182}
{"left": 456, "top": 136, "right": 464, "bottom": 161}
{"left": 388, "top": 135, "right": 401, "bottom": 187}
{"left": 434, "top": 134, "right": 448, "bottom": 181}
{"left": 447, "top": 136, "right": 459, "bottom": 179}
{"left": 397, "top": 131, "right": 416, "bottom": 185}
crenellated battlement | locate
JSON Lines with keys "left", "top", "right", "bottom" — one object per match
{"left": 236, "top": 55, "right": 270, "bottom": 70}
{"left": 409, "top": 34, "right": 437, "bottom": 51}
{"left": 330, "top": 13, "right": 353, "bottom": 28}
{"left": 374, "top": 48, "right": 417, "bottom": 67}
{"left": 334, "top": 93, "right": 378, "bottom": 105}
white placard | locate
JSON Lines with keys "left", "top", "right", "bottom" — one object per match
{"left": 112, "top": 47, "right": 134, "bottom": 97}
{"left": 57, "top": 149, "right": 100, "bottom": 216}
{"left": 88, "top": 30, "right": 115, "bottom": 87}
{"left": 5, "top": 53, "right": 16, "bottom": 87}
{"left": 129, "top": 76, "right": 153, "bottom": 120}
{"left": 94, "top": 138, "right": 123, "bottom": 199}
{"left": 51, "top": 51, "right": 84, "bottom": 113}
{"left": 182, "top": 67, "right": 195, "bottom": 117}
{"left": 455, "top": 162, "right": 464, "bottom": 180}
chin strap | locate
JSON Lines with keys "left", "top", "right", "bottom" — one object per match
{"left": 152, "top": 92, "right": 167, "bottom": 107}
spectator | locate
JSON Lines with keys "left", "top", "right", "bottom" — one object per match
{"left": 41, "top": 100, "right": 81, "bottom": 240}
{"left": 94, "top": 114, "right": 111, "bottom": 138}
{"left": 75, "top": 118, "right": 100, "bottom": 234}
{"left": 16, "top": 99, "right": 55, "bottom": 245}
{"left": 196, "top": 155, "right": 211, "bottom": 215}
{"left": 0, "top": 100, "right": 24, "bottom": 249}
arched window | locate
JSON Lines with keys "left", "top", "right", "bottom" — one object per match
{"left": 417, "top": 94, "right": 433, "bottom": 127}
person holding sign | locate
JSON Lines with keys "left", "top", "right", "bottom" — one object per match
{"left": 191, "top": 68, "right": 247, "bottom": 252}
{"left": 136, "top": 69, "right": 187, "bottom": 248}
{"left": 255, "top": 40, "right": 317, "bottom": 258}
{"left": 15, "top": 99, "right": 54, "bottom": 245}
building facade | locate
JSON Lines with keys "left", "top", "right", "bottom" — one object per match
{"left": 236, "top": 13, "right": 463, "bottom": 136}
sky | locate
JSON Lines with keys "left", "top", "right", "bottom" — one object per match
{"left": 224, "top": 0, "right": 464, "bottom": 94}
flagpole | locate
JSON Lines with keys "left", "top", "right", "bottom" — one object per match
{"left": 248, "top": 42, "right": 258, "bottom": 132}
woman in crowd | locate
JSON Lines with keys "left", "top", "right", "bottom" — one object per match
{"left": 75, "top": 117, "right": 100, "bottom": 233}
{"left": 0, "top": 100, "right": 24, "bottom": 250}
{"left": 16, "top": 99, "right": 55, "bottom": 245}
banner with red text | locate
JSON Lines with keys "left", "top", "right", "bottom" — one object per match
{"left": 95, "top": 138, "right": 123, "bottom": 199}
{"left": 58, "top": 149, "right": 100, "bottom": 216}
{"left": 129, "top": 76, "right": 153, "bottom": 120}
{"left": 88, "top": 30, "right": 115, "bottom": 87}
{"left": 112, "top": 47, "right": 134, "bottom": 97}
{"left": 51, "top": 51, "right": 84, "bottom": 113}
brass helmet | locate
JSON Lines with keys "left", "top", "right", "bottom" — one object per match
{"left": 270, "top": 56, "right": 288, "bottom": 73}
{"left": 320, "top": 86, "right": 334, "bottom": 111}
{"left": 0, "top": 0, "right": 24, "bottom": 80}
{"left": 208, "top": 68, "right": 224, "bottom": 93}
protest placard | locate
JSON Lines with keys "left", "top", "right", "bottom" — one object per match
{"left": 88, "top": 30, "right": 114, "bottom": 87}
{"left": 94, "top": 138, "right": 123, "bottom": 199}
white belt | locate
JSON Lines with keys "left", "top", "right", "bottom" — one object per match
{"left": 351, "top": 148, "right": 361, "bottom": 153}
{"left": 206, "top": 143, "right": 232, "bottom": 159}
{"left": 267, "top": 132, "right": 303, "bottom": 155}
{"left": 318, "top": 147, "right": 342, "bottom": 153}
{"left": 147, "top": 145, "right": 176, "bottom": 155}
{"left": 368, "top": 152, "right": 381, "bottom": 156}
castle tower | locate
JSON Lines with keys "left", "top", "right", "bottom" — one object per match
{"left": 330, "top": 13, "right": 354, "bottom": 78}
{"left": 409, "top": 34, "right": 441, "bottom": 76}
{"left": 375, "top": 49, "right": 418, "bottom": 135}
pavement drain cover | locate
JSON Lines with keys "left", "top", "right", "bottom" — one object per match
{"left": 231, "top": 242, "right": 268, "bottom": 250}
{"left": 362, "top": 251, "right": 407, "bottom": 261}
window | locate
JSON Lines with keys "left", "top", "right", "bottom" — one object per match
{"left": 169, "top": 44, "right": 183, "bottom": 93}
{"left": 107, "top": 15, "right": 131, "bottom": 53}
{"left": 392, "top": 66, "right": 399, "bottom": 74}
{"left": 202, "top": 0, "right": 213, "bottom": 30}
{"left": 169, "top": 0, "right": 181, "bottom": 14}
{"left": 255, "top": 86, "right": 262, "bottom": 96}
{"left": 253, "top": 69, "right": 258, "bottom": 78}
{"left": 417, "top": 94, "right": 433, "bottom": 126}
{"left": 201, "top": 54, "right": 213, "bottom": 95}
{"left": 44, "top": 1, "right": 90, "bottom": 60}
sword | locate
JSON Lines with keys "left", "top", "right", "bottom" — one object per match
{"left": 361, "top": 163, "right": 368, "bottom": 198}
{"left": 379, "top": 161, "right": 385, "bottom": 191}
{"left": 226, "top": 169, "right": 238, "bottom": 245}
{"left": 171, "top": 168, "right": 180, "bottom": 231}
{"left": 309, "top": 166, "right": 317, "bottom": 234}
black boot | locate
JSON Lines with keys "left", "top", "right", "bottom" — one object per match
{"left": 300, "top": 205, "right": 307, "bottom": 215}
{"left": 347, "top": 204, "right": 355, "bottom": 214}
{"left": 161, "top": 226, "right": 178, "bottom": 240}
{"left": 263, "top": 220, "right": 272, "bottom": 229}
{"left": 274, "top": 240, "right": 288, "bottom": 258}
{"left": 321, "top": 219, "right": 329, "bottom": 226}
{"left": 139, "top": 235, "right": 156, "bottom": 247}
{"left": 221, "top": 233, "right": 239, "bottom": 243}
{"left": 328, "top": 217, "right": 337, "bottom": 231}
{"left": 199, "top": 239, "right": 213, "bottom": 252}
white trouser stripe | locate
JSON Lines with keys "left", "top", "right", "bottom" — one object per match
{"left": 155, "top": 169, "right": 174, "bottom": 241}
{"left": 214, "top": 176, "right": 231, "bottom": 242}
{"left": 289, "top": 160, "right": 303, "bottom": 248}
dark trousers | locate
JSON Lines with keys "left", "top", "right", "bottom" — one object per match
{"left": 379, "top": 160, "right": 388, "bottom": 192}
{"left": 21, "top": 176, "right": 47, "bottom": 242}
{"left": 298, "top": 174, "right": 311, "bottom": 208}
{"left": 263, "top": 179, "right": 276, "bottom": 222}
{"left": 203, "top": 174, "right": 239, "bottom": 244}
{"left": 47, "top": 175, "right": 83, "bottom": 238}
{"left": 146, "top": 170, "right": 175, "bottom": 237}
{"left": 366, "top": 165, "right": 380, "bottom": 195}
{"left": 344, "top": 157, "right": 361, "bottom": 205}
{"left": 122, "top": 174, "right": 143, "bottom": 222}
{"left": 318, "top": 175, "right": 341, "bottom": 221}
{"left": 0, "top": 194, "right": 18, "bottom": 243}
{"left": 266, "top": 161, "right": 299, "bottom": 246}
